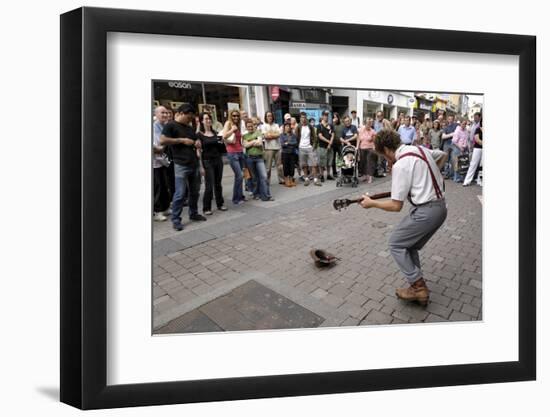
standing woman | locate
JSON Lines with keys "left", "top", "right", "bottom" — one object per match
{"left": 222, "top": 110, "right": 246, "bottom": 204}
{"left": 197, "top": 112, "right": 227, "bottom": 215}
{"left": 463, "top": 120, "right": 483, "bottom": 186}
{"left": 429, "top": 119, "right": 443, "bottom": 150}
{"left": 332, "top": 112, "right": 345, "bottom": 178}
{"left": 357, "top": 117, "right": 377, "bottom": 183}
{"left": 279, "top": 122, "right": 298, "bottom": 187}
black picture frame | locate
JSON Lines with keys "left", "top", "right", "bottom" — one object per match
{"left": 60, "top": 6, "right": 536, "bottom": 410}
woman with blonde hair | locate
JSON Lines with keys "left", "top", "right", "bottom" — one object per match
{"left": 222, "top": 110, "right": 246, "bottom": 204}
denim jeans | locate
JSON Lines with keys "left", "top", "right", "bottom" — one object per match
{"left": 226, "top": 152, "right": 245, "bottom": 203}
{"left": 246, "top": 155, "right": 271, "bottom": 200}
{"left": 172, "top": 163, "right": 200, "bottom": 225}
{"left": 442, "top": 139, "right": 454, "bottom": 178}
{"left": 244, "top": 154, "right": 256, "bottom": 193}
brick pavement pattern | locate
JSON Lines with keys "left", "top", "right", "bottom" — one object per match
{"left": 153, "top": 173, "right": 482, "bottom": 333}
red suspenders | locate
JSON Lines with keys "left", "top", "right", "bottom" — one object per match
{"left": 398, "top": 146, "right": 443, "bottom": 200}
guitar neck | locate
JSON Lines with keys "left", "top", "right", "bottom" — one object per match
{"left": 349, "top": 191, "right": 391, "bottom": 204}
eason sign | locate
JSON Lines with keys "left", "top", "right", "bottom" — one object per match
{"left": 167, "top": 81, "right": 192, "bottom": 89}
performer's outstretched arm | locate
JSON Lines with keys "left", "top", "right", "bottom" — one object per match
{"left": 360, "top": 196, "right": 403, "bottom": 212}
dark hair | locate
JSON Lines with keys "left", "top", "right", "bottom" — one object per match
{"left": 198, "top": 112, "right": 217, "bottom": 135}
{"left": 474, "top": 112, "right": 482, "bottom": 117}
{"left": 309, "top": 118, "right": 315, "bottom": 123}
{"left": 374, "top": 128, "right": 402, "bottom": 154}
{"left": 333, "top": 112, "right": 341, "bottom": 125}
{"left": 264, "top": 111, "right": 274, "bottom": 124}
{"left": 176, "top": 103, "right": 195, "bottom": 114}
{"left": 245, "top": 119, "right": 254, "bottom": 127}
{"left": 283, "top": 122, "right": 292, "bottom": 133}
{"left": 479, "top": 119, "right": 483, "bottom": 128}
{"left": 300, "top": 111, "right": 307, "bottom": 118}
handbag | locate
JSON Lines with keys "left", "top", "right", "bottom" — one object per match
{"left": 243, "top": 167, "right": 251, "bottom": 180}
{"left": 456, "top": 152, "right": 470, "bottom": 175}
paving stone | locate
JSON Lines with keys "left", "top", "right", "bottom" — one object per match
{"left": 449, "top": 310, "right": 474, "bottom": 321}
{"left": 361, "top": 309, "right": 393, "bottom": 325}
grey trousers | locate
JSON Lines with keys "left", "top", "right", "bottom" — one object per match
{"left": 389, "top": 199, "right": 447, "bottom": 284}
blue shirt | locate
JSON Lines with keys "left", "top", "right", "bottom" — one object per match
{"left": 443, "top": 122, "right": 458, "bottom": 143}
{"left": 398, "top": 125, "right": 416, "bottom": 145}
{"left": 342, "top": 125, "right": 358, "bottom": 142}
{"left": 373, "top": 120, "right": 384, "bottom": 133}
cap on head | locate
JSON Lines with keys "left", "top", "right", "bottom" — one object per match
{"left": 351, "top": 110, "right": 357, "bottom": 114}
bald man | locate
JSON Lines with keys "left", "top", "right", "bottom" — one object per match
{"left": 153, "top": 106, "right": 171, "bottom": 221}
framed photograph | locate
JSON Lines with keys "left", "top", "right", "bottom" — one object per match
{"left": 60, "top": 7, "right": 536, "bottom": 409}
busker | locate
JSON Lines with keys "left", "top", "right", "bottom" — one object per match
{"left": 360, "top": 128, "right": 447, "bottom": 306}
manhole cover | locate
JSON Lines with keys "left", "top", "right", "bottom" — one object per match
{"left": 157, "top": 280, "right": 325, "bottom": 334}
{"left": 372, "top": 221, "right": 387, "bottom": 229}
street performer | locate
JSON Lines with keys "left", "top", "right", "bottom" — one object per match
{"left": 360, "top": 128, "right": 447, "bottom": 306}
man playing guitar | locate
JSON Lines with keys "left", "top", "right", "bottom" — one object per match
{"left": 360, "top": 128, "right": 447, "bottom": 306}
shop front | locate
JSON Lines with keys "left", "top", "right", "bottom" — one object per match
{"left": 153, "top": 80, "right": 243, "bottom": 126}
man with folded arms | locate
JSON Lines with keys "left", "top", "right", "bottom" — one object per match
{"left": 160, "top": 103, "right": 207, "bottom": 231}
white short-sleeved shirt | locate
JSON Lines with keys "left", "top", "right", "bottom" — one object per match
{"left": 261, "top": 122, "right": 281, "bottom": 150}
{"left": 391, "top": 145, "right": 445, "bottom": 205}
{"left": 299, "top": 125, "right": 312, "bottom": 149}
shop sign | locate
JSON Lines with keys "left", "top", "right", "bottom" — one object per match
{"left": 271, "top": 86, "right": 280, "bottom": 101}
{"left": 167, "top": 81, "right": 192, "bottom": 89}
{"left": 387, "top": 94, "right": 394, "bottom": 104}
{"left": 290, "top": 101, "right": 307, "bottom": 109}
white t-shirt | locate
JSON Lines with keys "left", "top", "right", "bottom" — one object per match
{"left": 391, "top": 145, "right": 445, "bottom": 205}
{"left": 299, "top": 125, "right": 312, "bottom": 149}
{"left": 261, "top": 122, "right": 281, "bottom": 150}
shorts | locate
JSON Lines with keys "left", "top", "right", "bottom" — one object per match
{"left": 299, "top": 147, "right": 318, "bottom": 167}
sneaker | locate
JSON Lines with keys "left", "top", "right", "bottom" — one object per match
{"left": 320, "top": 176, "right": 325, "bottom": 183}
{"left": 233, "top": 200, "right": 245, "bottom": 205}
{"left": 262, "top": 196, "right": 275, "bottom": 202}
{"left": 153, "top": 212, "right": 167, "bottom": 222}
{"left": 253, "top": 195, "right": 260, "bottom": 200}
{"left": 314, "top": 179, "right": 322, "bottom": 186}
{"left": 172, "top": 222, "right": 184, "bottom": 231}
{"left": 218, "top": 206, "right": 228, "bottom": 211}
{"left": 304, "top": 178, "right": 310, "bottom": 186}
{"left": 327, "top": 175, "right": 334, "bottom": 180}
{"left": 299, "top": 175, "right": 305, "bottom": 182}
{"left": 189, "top": 214, "right": 207, "bottom": 221}
{"left": 204, "top": 210, "right": 213, "bottom": 215}
{"left": 162, "top": 208, "right": 172, "bottom": 216}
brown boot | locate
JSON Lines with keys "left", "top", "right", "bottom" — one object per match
{"left": 395, "top": 278, "right": 429, "bottom": 306}
{"left": 290, "top": 177, "right": 297, "bottom": 187}
{"left": 284, "top": 177, "right": 292, "bottom": 187}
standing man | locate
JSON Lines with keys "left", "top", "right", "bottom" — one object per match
{"left": 397, "top": 116, "right": 417, "bottom": 145}
{"left": 296, "top": 112, "right": 322, "bottom": 186}
{"left": 469, "top": 112, "right": 482, "bottom": 150}
{"left": 153, "top": 106, "right": 171, "bottom": 222}
{"left": 317, "top": 110, "right": 335, "bottom": 181}
{"left": 340, "top": 116, "right": 358, "bottom": 147}
{"left": 441, "top": 114, "right": 459, "bottom": 179}
{"left": 350, "top": 110, "right": 361, "bottom": 128}
{"left": 360, "top": 129, "right": 447, "bottom": 305}
{"left": 373, "top": 111, "right": 386, "bottom": 133}
{"left": 261, "top": 111, "right": 283, "bottom": 185}
{"left": 160, "top": 104, "right": 207, "bottom": 231}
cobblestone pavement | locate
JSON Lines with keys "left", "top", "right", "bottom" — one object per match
{"left": 153, "top": 168, "right": 482, "bottom": 333}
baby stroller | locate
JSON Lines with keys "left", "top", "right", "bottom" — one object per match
{"left": 336, "top": 144, "right": 359, "bottom": 187}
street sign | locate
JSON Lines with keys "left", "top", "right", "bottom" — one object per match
{"left": 271, "top": 86, "right": 280, "bottom": 101}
